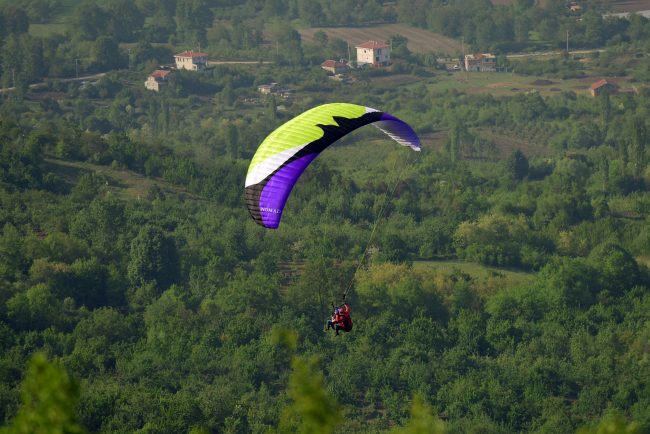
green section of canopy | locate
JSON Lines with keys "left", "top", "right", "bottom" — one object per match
{"left": 246, "top": 103, "right": 368, "bottom": 174}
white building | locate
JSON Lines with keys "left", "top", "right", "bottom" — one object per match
{"left": 464, "top": 53, "right": 496, "bottom": 72}
{"left": 174, "top": 50, "right": 208, "bottom": 71}
{"left": 144, "top": 69, "right": 171, "bottom": 92}
{"left": 258, "top": 83, "right": 278, "bottom": 94}
{"left": 355, "top": 41, "right": 390, "bottom": 67}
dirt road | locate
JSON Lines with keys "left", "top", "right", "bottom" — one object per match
{"left": 0, "top": 72, "right": 106, "bottom": 93}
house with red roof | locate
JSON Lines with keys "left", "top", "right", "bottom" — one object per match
{"left": 174, "top": 50, "right": 208, "bottom": 71}
{"left": 320, "top": 59, "right": 349, "bottom": 75}
{"left": 590, "top": 79, "right": 617, "bottom": 97}
{"left": 144, "top": 69, "right": 172, "bottom": 92}
{"left": 355, "top": 40, "right": 390, "bottom": 67}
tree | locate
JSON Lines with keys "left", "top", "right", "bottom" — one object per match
{"left": 583, "top": 9, "right": 606, "bottom": 47}
{"left": 71, "top": 1, "right": 108, "bottom": 40}
{"left": 2, "top": 35, "right": 22, "bottom": 89}
{"left": 6, "top": 283, "right": 60, "bottom": 331}
{"left": 599, "top": 90, "right": 611, "bottom": 133}
{"left": 1, "top": 6, "right": 29, "bottom": 36}
{"left": 396, "top": 0, "right": 428, "bottom": 28}
{"left": 262, "top": 0, "right": 287, "bottom": 18}
{"left": 446, "top": 118, "right": 470, "bottom": 162}
{"left": 0, "top": 353, "right": 87, "bottom": 434}
{"left": 225, "top": 122, "right": 239, "bottom": 159}
{"left": 388, "top": 34, "right": 409, "bottom": 52}
{"left": 175, "top": 0, "right": 213, "bottom": 43}
{"left": 540, "top": 257, "right": 600, "bottom": 308}
{"left": 127, "top": 224, "right": 179, "bottom": 289}
{"left": 279, "top": 356, "right": 341, "bottom": 434}
{"left": 628, "top": 116, "right": 647, "bottom": 177}
{"left": 313, "top": 30, "right": 328, "bottom": 45}
{"left": 505, "top": 149, "right": 529, "bottom": 180}
{"left": 91, "top": 37, "right": 123, "bottom": 71}
{"left": 297, "top": 0, "right": 323, "bottom": 26}
{"left": 21, "top": 37, "right": 46, "bottom": 81}
{"left": 70, "top": 196, "right": 127, "bottom": 260}
{"left": 106, "top": 0, "right": 145, "bottom": 42}
{"left": 577, "top": 412, "right": 641, "bottom": 434}
{"left": 220, "top": 80, "right": 234, "bottom": 106}
{"left": 0, "top": 223, "right": 27, "bottom": 281}
{"left": 390, "top": 395, "right": 446, "bottom": 434}
{"left": 589, "top": 243, "right": 642, "bottom": 297}
{"left": 23, "top": 0, "right": 59, "bottom": 24}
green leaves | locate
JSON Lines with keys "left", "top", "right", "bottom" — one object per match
{"left": 127, "top": 224, "right": 179, "bottom": 289}
{"left": 279, "top": 356, "right": 341, "bottom": 434}
{"left": 504, "top": 149, "right": 529, "bottom": 181}
{"left": 577, "top": 412, "right": 642, "bottom": 434}
{"left": 390, "top": 395, "right": 445, "bottom": 434}
{"left": 1, "top": 353, "right": 86, "bottom": 434}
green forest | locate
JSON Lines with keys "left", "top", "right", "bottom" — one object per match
{"left": 1, "top": 0, "right": 650, "bottom": 433}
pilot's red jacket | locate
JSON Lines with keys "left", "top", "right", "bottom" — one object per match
{"left": 336, "top": 304, "right": 353, "bottom": 331}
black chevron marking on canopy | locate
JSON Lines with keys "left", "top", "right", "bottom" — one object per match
{"left": 300, "top": 111, "right": 385, "bottom": 155}
{"left": 245, "top": 111, "right": 384, "bottom": 227}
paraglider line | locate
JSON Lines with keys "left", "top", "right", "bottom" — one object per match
{"left": 341, "top": 149, "right": 419, "bottom": 301}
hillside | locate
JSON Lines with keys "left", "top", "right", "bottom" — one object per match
{"left": 2, "top": 0, "right": 650, "bottom": 433}
{"left": 611, "top": 0, "right": 650, "bottom": 12}
{"left": 491, "top": 0, "right": 650, "bottom": 12}
{"left": 299, "top": 24, "right": 462, "bottom": 55}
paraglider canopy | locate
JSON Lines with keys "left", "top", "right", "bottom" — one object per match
{"left": 245, "top": 103, "right": 421, "bottom": 229}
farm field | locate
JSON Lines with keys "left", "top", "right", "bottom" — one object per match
{"left": 419, "top": 71, "right": 638, "bottom": 97}
{"left": 298, "top": 24, "right": 462, "bottom": 55}
{"left": 491, "top": 0, "right": 650, "bottom": 11}
{"left": 611, "top": 0, "right": 650, "bottom": 12}
{"left": 490, "top": 0, "right": 552, "bottom": 6}
{"left": 360, "top": 66, "right": 632, "bottom": 99}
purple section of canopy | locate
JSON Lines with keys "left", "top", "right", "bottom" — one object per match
{"left": 259, "top": 153, "right": 318, "bottom": 228}
{"left": 377, "top": 113, "right": 421, "bottom": 151}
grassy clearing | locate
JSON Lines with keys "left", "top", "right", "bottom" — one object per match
{"left": 413, "top": 259, "right": 533, "bottom": 288}
{"left": 44, "top": 158, "right": 199, "bottom": 202}
{"left": 637, "top": 256, "right": 650, "bottom": 268}
{"left": 279, "top": 259, "right": 534, "bottom": 293}
{"left": 480, "top": 129, "right": 550, "bottom": 158}
{"left": 429, "top": 71, "right": 574, "bottom": 96}
{"left": 298, "top": 24, "right": 462, "bottom": 55}
{"left": 29, "top": 23, "right": 68, "bottom": 37}
{"left": 320, "top": 137, "right": 418, "bottom": 184}
{"left": 321, "top": 126, "right": 547, "bottom": 179}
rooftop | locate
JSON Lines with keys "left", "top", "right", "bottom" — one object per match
{"left": 321, "top": 60, "right": 348, "bottom": 68}
{"left": 590, "top": 79, "right": 612, "bottom": 90}
{"left": 355, "top": 40, "right": 389, "bottom": 50}
{"left": 466, "top": 53, "right": 496, "bottom": 60}
{"left": 149, "top": 70, "right": 171, "bottom": 78}
{"left": 175, "top": 50, "right": 208, "bottom": 58}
